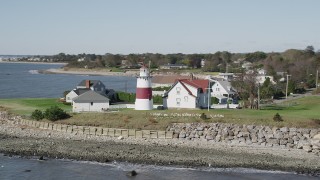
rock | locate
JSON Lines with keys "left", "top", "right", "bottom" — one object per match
{"left": 197, "top": 131, "right": 203, "bottom": 136}
{"left": 126, "top": 170, "right": 138, "bottom": 177}
{"left": 279, "top": 139, "right": 288, "bottom": 145}
{"left": 312, "top": 145, "right": 320, "bottom": 150}
{"left": 117, "top": 136, "right": 124, "bottom": 140}
{"left": 303, "top": 145, "right": 312, "bottom": 152}
{"left": 197, "top": 127, "right": 204, "bottom": 131}
{"left": 179, "top": 132, "right": 186, "bottom": 138}
{"left": 310, "top": 130, "right": 318, "bottom": 137}
{"left": 206, "top": 135, "right": 214, "bottom": 140}
{"left": 280, "top": 127, "right": 289, "bottom": 133}
{"left": 38, "top": 156, "right": 44, "bottom": 160}
{"left": 313, "top": 134, "right": 320, "bottom": 140}
{"left": 215, "top": 135, "right": 221, "bottom": 142}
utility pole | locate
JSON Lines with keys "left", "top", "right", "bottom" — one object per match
{"left": 285, "top": 74, "right": 291, "bottom": 100}
{"left": 316, "top": 70, "right": 319, "bottom": 89}
{"left": 257, "top": 83, "right": 260, "bottom": 110}
{"left": 206, "top": 81, "right": 211, "bottom": 111}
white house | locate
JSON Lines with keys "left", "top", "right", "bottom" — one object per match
{"left": 66, "top": 88, "right": 91, "bottom": 103}
{"left": 66, "top": 80, "right": 111, "bottom": 103}
{"left": 209, "top": 79, "right": 237, "bottom": 104}
{"left": 163, "top": 79, "right": 210, "bottom": 109}
{"left": 72, "top": 91, "right": 110, "bottom": 112}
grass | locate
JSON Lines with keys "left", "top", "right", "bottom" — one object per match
{"left": 0, "top": 98, "right": 71, "bottom": 116}
{"left": 1, "top": 96, "right": 320, "bottom": 130}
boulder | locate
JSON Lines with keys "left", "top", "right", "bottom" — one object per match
{"left": 313, "top": 134, "right": 320, "bottom": 140}
{"left": 280, "top": 127, "right": 289, "bottom": 133}
{"left": 303, "top": 145, "right": 312, "bottom": 152}
{"left": 126, "top": 170, "right": 138, "bottom": 177}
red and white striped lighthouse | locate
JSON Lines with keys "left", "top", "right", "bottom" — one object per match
{"left": 135, "top": 66, "right": 153, "bottom": 110}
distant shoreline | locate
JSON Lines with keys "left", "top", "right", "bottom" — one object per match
{"left": 43, "top": 68, "right": 138, "bottom": 77}
{"left": 0, "top": 61, "right": 67, "bottom": 65}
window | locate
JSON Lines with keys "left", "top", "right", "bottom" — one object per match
{"left": 176, "top": 98, "right": 181, "bottom": 106}
{"left": 176, "top": 87, "right": 181, "bottom": 95}
{"left": 91, "top": 102, "right": 93, "bottom": 106}
{"left": 184, "top": 96, "right": 188, "bottom": 102}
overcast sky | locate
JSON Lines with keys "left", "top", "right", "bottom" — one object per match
{"left": 0, "top": 0, "right": 319, "bottom": 55}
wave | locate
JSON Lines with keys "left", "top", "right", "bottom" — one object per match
{"left": 28, "top": 70, "right": 39, "bottom": 74}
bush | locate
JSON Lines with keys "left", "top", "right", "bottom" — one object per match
{"left": 211, "top": 97, "right": 219, "bottom": 104}
{"left": 31, "top": 109, "right": 44, "bottom": 121}
{"left": 273, "top": 113, "right": 283, "bottom": 122}
{"left": 44, "top": 106, "right": 70, "bottom": 121}
{"left": 200, "top": 113, "right": 207, "bottom": 120}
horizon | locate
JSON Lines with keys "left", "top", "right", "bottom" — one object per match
{"left": 1, "top": 0, "right": 320, "bottom": 55}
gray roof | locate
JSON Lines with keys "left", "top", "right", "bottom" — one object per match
{"left": 74, "top": 88, "right": 91, "bottom": 95}
{"left": 216, "top": 80, "right": 237, "bottom": 94}
{"left": 77, "top": 80, "right": 103, "bottom": 87}
{"left": 73, "top": 91, "right": 109, "bottom": 103}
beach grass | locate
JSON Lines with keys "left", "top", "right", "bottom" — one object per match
{"left": 1, "top": 96, "right": 319, "bottom": 130}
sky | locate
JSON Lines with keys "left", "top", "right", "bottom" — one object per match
{"left": 0, "top": 0, "right": 319, "bottom": 55}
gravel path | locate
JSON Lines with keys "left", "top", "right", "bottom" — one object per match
{"left": 1, "top": 118, "right": 319, "bottom": 176}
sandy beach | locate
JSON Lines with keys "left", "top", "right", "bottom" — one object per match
{"left": 43, "top": 68, "right": 139, "bottom": 77}
{"left": 0, "top": 117, "right": 319, "bottom": 176}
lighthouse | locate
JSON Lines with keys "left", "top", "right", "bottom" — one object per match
{"left": 135, "top": 65, "right": 153, "bottom": 110}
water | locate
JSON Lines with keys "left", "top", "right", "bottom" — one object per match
{"left": 0, "top": 62, "right": 136, "bottom": 98}
{"left": 0, "top": 155, "right": 315, "bottom": 180}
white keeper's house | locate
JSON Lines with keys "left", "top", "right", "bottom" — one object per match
{"left": 163, "top": 79, "right": 210, "bottom": 109}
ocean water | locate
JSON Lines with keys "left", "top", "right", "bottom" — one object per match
{"left": 0, "top": 62, "right": 136, "bottom": 98}
{"left": 0, "top": 155, "right": 316, "bottom": 180}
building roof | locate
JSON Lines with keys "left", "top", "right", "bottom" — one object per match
{"left": 179, "top": 79, "right": 209, "bottom": 93}
{"left": 214, "top": 80, "right": 237, "bottom": 94}
{"left": 152, "top": 75, "right": 189, "bottom": 85}
{"left": 164, "top": 79, "right": 209, "bottom": 98}
{"left": 73, "top": 88, "right": 91, "bottom": 95}
{"left": 73, "top": 91, "right": 109, "bottom": 103}
{"left": 77, "top": 80, "right": 103, "bottom": 87}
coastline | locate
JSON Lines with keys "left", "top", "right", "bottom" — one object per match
{"left": 0, "top": 117, "right": 319, "bottom": 176}
{"left": 0, "top": 61, "right": 67, "bottom": 65}
{"left": 43, "top": 68, "right": 138, "bottom": 77}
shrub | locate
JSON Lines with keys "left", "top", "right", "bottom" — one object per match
{"left": 273, "top": 113, "right": 283, "bottom": 122}
{"left": 211, "top": 97, "right": 219, "bottom": 104}
{"left": 31, "top": 109, "right": 44, "bottom": 121}
{"left": 200, "top": 113, "right": 207, "bottom": 120}
{"left": 44, "top": 106, "right": 70, "bottom": 121}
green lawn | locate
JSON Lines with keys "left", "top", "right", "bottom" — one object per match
{"left": 0, "top": 98, "right": 71, "bottom": 116}
{"left": 1, "top": 96, "right": 319, "bottom": 130}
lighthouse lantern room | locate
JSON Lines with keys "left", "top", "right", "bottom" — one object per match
{"left": 135, "top": 66, "right": 153, "bottom": 110}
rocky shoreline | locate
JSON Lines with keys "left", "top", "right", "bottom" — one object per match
{"left": 1, "top": 116, "right": 320, "bottom": 176}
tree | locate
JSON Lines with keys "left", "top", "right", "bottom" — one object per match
{"left": 305, "top": 45, "right": 315, "bottom": 55}
{"left": 231, "top": 70, "right": 259, "bottom": 109}
{"left": 31, "top": 109, "right": 44, "bottom": 121}
{"left": 44, "top": 106, "right": 70, "bottom": 121}
{"left": 260, "top": 77, "right": 275, "bottom": 99}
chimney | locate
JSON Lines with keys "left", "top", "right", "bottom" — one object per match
{"left": 85, "top": 80, "right": 90, "bottom": 88}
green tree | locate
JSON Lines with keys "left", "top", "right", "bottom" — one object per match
{"left": 31, "top": 109, "right": 44, "bottom": 121}
{"left": 44, "top": 106, "right": 70, "bottom": 121}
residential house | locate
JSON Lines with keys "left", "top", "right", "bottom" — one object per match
{"left": 76, "top": 80, "right": 106, "bottom": 94}
{"left": 218, "top": 73, "right": 234, "bottom": 81}
{"left": 159, "top": 64, "right": 188, "bottom": 70}
{"left": 256, "top": 69, "right": 276, "bottom": 84}
{"left": 209, "top": 79, "right": 237, "bottom": 104}
{"left": 66, "top": 88, "right": 91, "bottom": 103}
{"left": 72, "top": 91, "right": 110, "bottom": 112}
{"left": 163, "top": 79, "right": 210, "bottom": 109}
{"left": 66, "top": 80, "right": 116, "bottom": 103}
